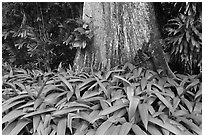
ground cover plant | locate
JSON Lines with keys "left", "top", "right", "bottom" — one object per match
{"left": 2, "top": 63, "right": 202, "bottom": 135}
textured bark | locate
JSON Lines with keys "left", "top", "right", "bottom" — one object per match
{"left": 73, "top": 2, "right": 175, "bottom": 77}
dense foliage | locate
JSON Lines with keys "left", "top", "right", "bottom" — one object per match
{"left": 2, "top": 2, "right": 202, "bottom": 74}
{"left": 2, "top": 63, "right": 202, "bottom": 135}
{"left": 161, "top": 2, "right": 202, "bottom": 74}
{"left": 2, "top": 2, "right": 202, "bottom": 135}
{"left": 2, "top": 2, "right": 83, "bottom": 71}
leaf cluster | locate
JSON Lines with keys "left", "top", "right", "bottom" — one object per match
{"left": 2, "top": 63, "right": 202, "bottom": 135}
{"left": 2, "top": 2, "right": 84, "bottom": 71}
{"left": 164, "top": 2, "right": 202, "bottom": 74}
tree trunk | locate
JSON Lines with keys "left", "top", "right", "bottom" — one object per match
{"left": 73, "top": 2, "right": 175, "bottom": 78}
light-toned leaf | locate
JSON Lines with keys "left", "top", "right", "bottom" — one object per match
{"left": 173, "top": 97, "right": 180, "bottom": 111}
{"left": 128, "top": 97, "right": 140, "bottom": 122}
{"left": 138, "top": 103, "right": 149, "bottom": 130}
{"left": 2, "top": 109, "right": 25, "bottom": 123}
{"left": 95, "top": 120, "right": 112, "bottom": 135}
{"left": 141, "top": 78, "right": 147, "bottom": 90}
{"left": 37, "top": 121, "right": 46, "bottom": 135}
{"left": 82, "top": 90, "right": 100, "bottom": 100}
{"left": 153, "top": 91, "right": 173, "bottom": 112}
{"left": 43, "top": 114, "right": 51, "bottom": 128}
{"left": 66, "top": 101, "right": 91, "bottom": 108}
{"left": 104, "top": 124, "right": 115, "bottom": 135}
{"left": 2, "top": 121, "right": 18, "bottom": 135}
{"left": 181, "top": 97, "right": 193, "bottom": 112}
{"left": 126, "top": 86, "right": 134, "bottom": 101}
{"left": 58, "top": 75, "right": 74, "bottom": 92}
{"left": 99, "top": 102, "right": 128, "bottom": 116}
{"left": 44, "top": 93, "right": 61, "bottom": 104}
{"left": 111, "top": 125, "right": 121, "bottom": 135}
{"left": 186, "top": 80, "right": 199, "bottom": 89}
{"left": 119, "top": 122, "right": 132, "bottom": 135}
{"left": 34, "top": 97, "right": 44, "bottom": 110}
{"left": 17, "top": 101, "right": 34, "bottom": 110}
{"left": 94, "top": 76, "right": 108, "bottom": 96}
{"left": 100, "top": 99, "right": 110, "bottom": 110}
{"left": 105, "top": 69, "right": 124, "bottom": 80}
{"left": 57, "top": 117, "right": 67, "bottom": 135}
{"left": 132, "top": 124, "right": 147, "bottom": 135}
{"left": 2, "top": 100, "right": 25, "bottom": 112}
{"left": 52, "top": 107, "right": 86, "bottom": 117}
{"left": 9, "top": 119, "right": 30, "bottom": 135}
{"left": 114, "top": 75, "right": 132, "bottom": 86}
{"left": 173, "top": 110, "right": 188, "bottom": 117}
{"left": 86, "top": 129, "right": 96, "bottom": 135}
{"left": 177, "top": 117, "right": 201, "bottom": 135}
{"left": 33, "top": 115, "right": 41, "bottom": 133}
{"left": 3, "top": 94, "right": 30, "bottom": 106}
{"left": 74, "top": 122, "right": 89, "bottom": 135}
{"left": 149, "top": 117, "right": 182, "bottom": 135}
{"left": 78, "top": 78, "right": 96, "bottom": 91}
{"left": 148, "top": 124, "right": 163, "bottom": 135}
{"left": 23, "top": 107, "right": 56, "bottom": 118}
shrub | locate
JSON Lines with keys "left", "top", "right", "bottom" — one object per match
{"left": 164, "top": 2, "right": 202, "bottom": 74}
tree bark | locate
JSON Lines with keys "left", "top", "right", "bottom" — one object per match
{"left": 73, "top": 2, "right": 175, "bottom": 78}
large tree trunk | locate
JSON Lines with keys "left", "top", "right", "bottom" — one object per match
{"left": 73, "top": 2, "right": 175, "bottom": 78}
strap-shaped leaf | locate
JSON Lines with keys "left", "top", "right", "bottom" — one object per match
{"left": 119, "top": 122, "right": 132, "bottom": 135}
{"left": 138, "top": 103, "right": 149, "bottom": 130}
{"left": 33, "top": 115, "right": 41, "bottom": 133}
{"left": 114, "top": 75, "right": 132, "bottom": 86}
{"left": 3, "top": 94, "right": 30, "bottom": 106}
{"left": 177, "top": 117, "right": 201, "bottom": 135}
{"left": 58, "top": 75, "right": 74, "bottom": 92}
{"left": 99, "top": 102, "right": 128, "bottom": 116}
{"left": 9, "top": 119, "right": 30, "bottom": 135}
{"left": 148, "top": 124, "right": 163, "bottom": 135}
{"left": 128, "top": 96, "right": 140, "bottom": 122}
{"left": 23, "top": 107, "right": 56, "bottom": 118}
{"left": 57, "top": 117, "right": 67, "bottom": 135}
{"left": 132, "top": 124, "right": 147, "bottom": 135}
{"left": 95, "top": 120, "right": 112, "bottom": 135}
{"left": 2, "top": 121, "right": 18, "bottom": 135}
{"left": 2, "top": 109, "right": 25, "bottom": 123}
{"left": 149, "top": 117, "right": 182, "bottom": 135}
{"left": 2, "top": 100, "right": 25, "bottom": 112}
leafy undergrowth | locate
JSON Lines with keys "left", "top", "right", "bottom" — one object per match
{"left": 2, "top": 63, "right": 202, "bottom": 135}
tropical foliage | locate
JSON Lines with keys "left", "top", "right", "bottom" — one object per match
{"left": 163, "top": 2, "right": 202, "bottom": 74}
{"left": 2, "top": 2, "right": 83, "bottom": 71}
{"left": 2, "top": 2, "right": 202, "bottom": 135}
{"left": 2, "top": 63, "right": 202, "bottom": 135}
